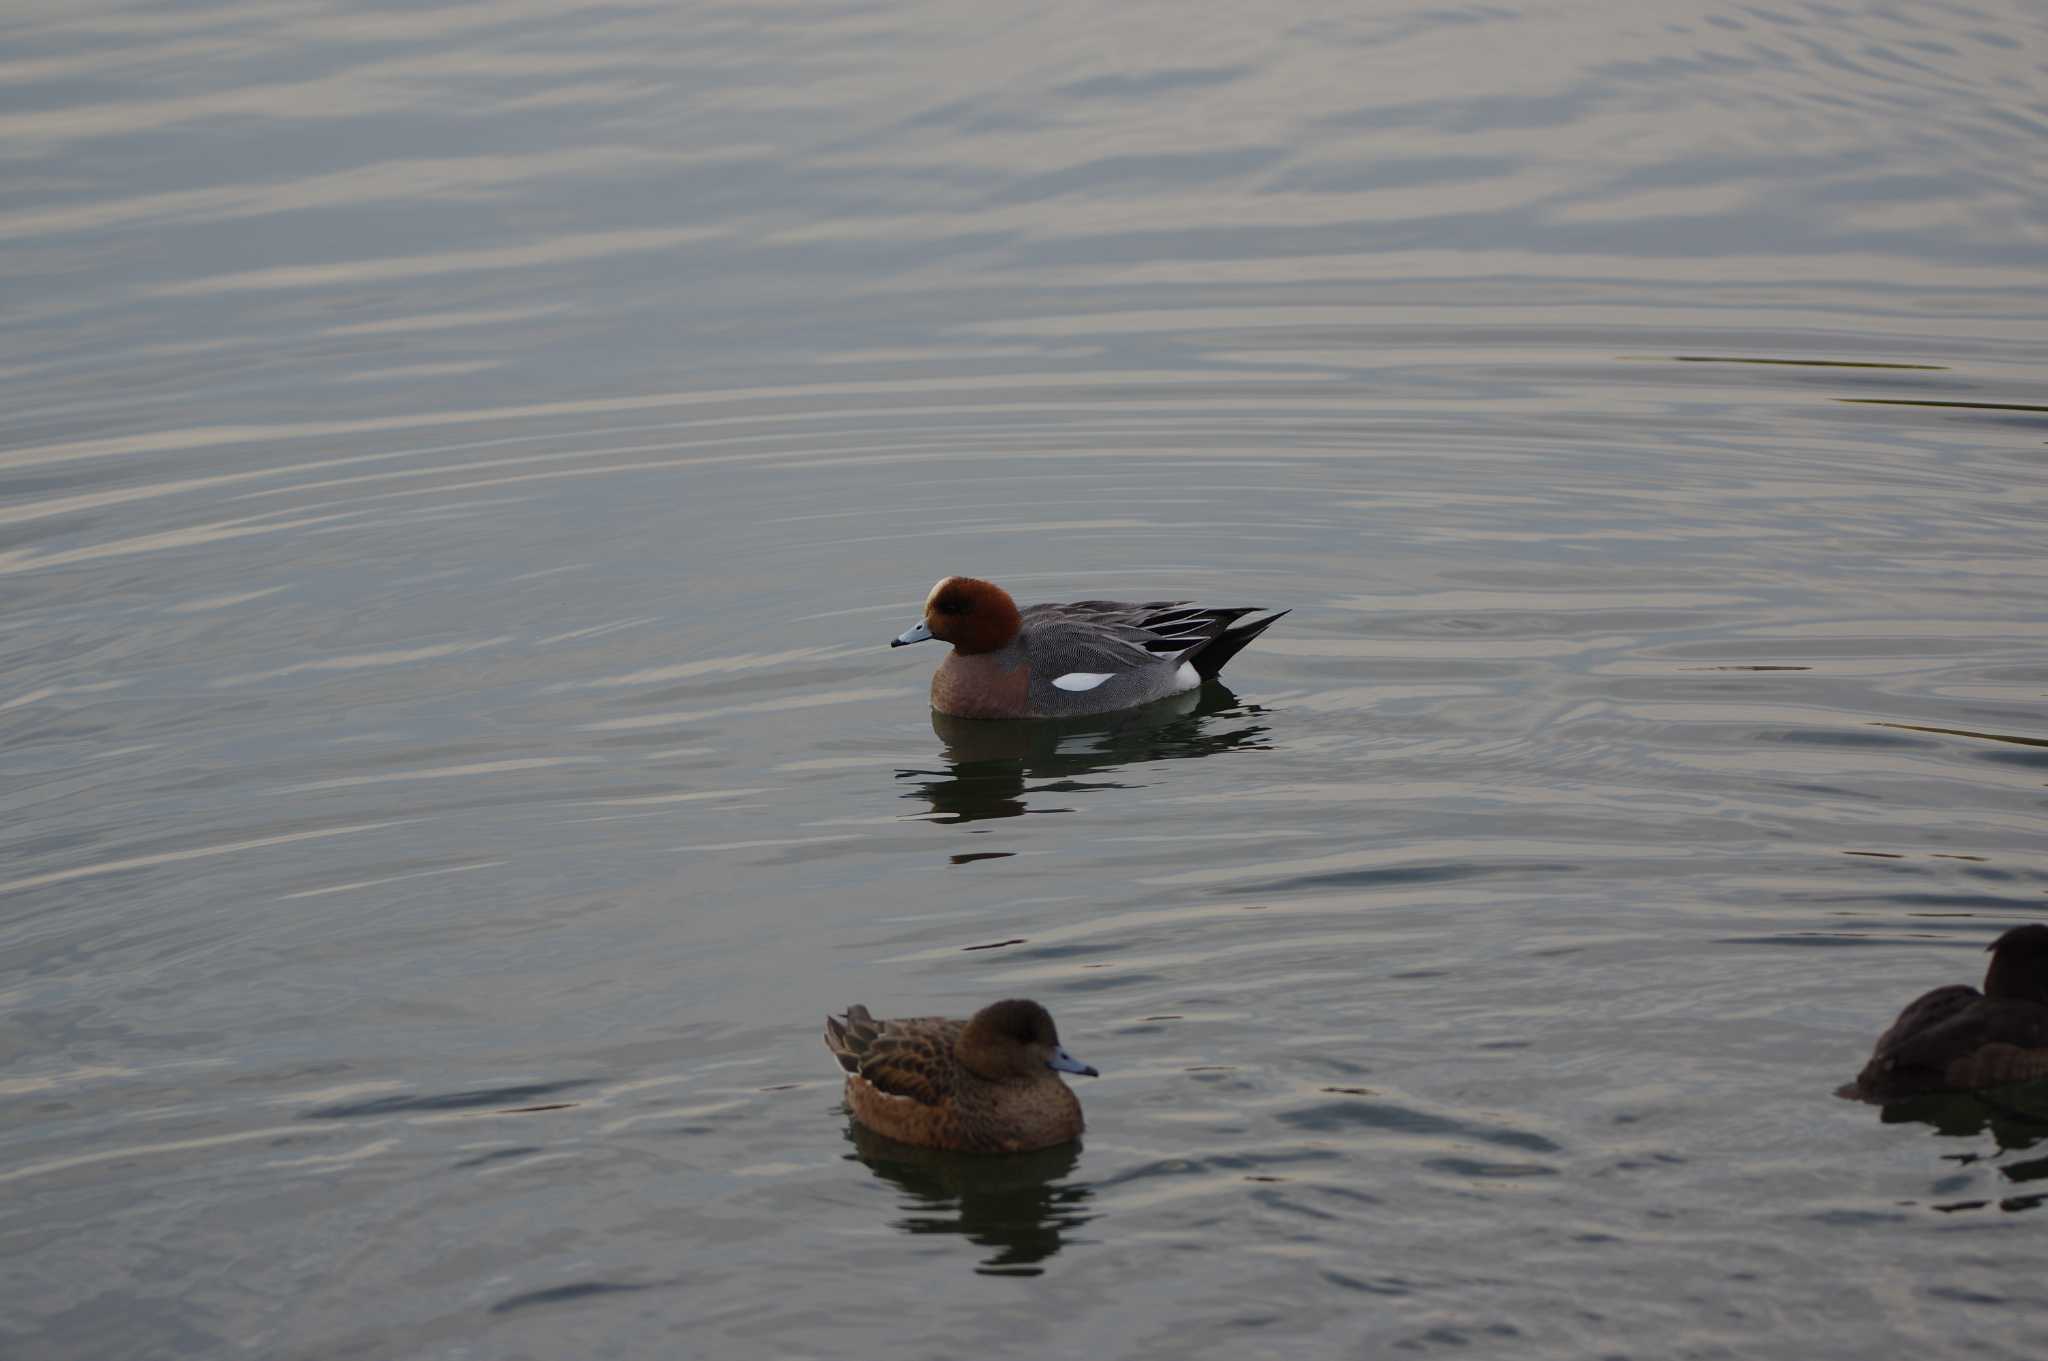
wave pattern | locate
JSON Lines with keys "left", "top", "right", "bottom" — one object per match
{"left": 4, "top": 1, "right": 2048, "bottom": 1358}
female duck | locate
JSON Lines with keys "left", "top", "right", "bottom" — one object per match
{"left": 891, "top": 575, "right": 1285, "bottom": 719}
{"left": 823, "top": 998, "right": 1098, "bottom": 1152}
{"left": 1844, "top": 923, "right": 2048, "bottom": 1101}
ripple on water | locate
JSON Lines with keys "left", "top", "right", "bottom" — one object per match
{"left": 301, "top": 1081, "right": 593, "bottom": 1120}
{"left": 488, "top": 1281, "right": 664, "bottom": 1316}
{"left": 5, "top": 1, "right": 2048, "bottom": 1357}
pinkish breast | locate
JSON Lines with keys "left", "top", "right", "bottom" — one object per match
{"left": 931, "top": 652, "right": 1032, "bottom": 718}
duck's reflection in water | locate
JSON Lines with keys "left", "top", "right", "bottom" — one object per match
{"left": 844, "top": 1122, "right": 1094, "bottom": 1276}
{"left": 1875, "top": 1081, "right": 2048, "bottom": 1212}
{"left": 899, "top": 684, "right": 1271, "bottom": 826}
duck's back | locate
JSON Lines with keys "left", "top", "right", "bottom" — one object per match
{"left": 1850, "top": 984, "right": 2048, "bottom": 1100}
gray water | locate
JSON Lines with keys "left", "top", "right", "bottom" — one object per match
{"left": 5, "top": 1, "right": 2048, "bottom": 1356}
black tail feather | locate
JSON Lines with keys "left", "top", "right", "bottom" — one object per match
{"left": 1190, "top": 609, "right": 1287, "bottom": 679}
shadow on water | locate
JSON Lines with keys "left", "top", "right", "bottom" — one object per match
{"left": 1871, "top": 1082, "right": 2048, "bottom": 1214}
{"left": 844, "top": 1122, "right": 1094, "bottom": 1277}
{"left": 1876, "top": 1082, "right": 2048, "bottom": 1152}
{"left": 896, "top": 684, "right": 1271, "bottom": 826}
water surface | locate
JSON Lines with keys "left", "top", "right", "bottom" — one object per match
{"left": 4, "top": 1, "right": 2048, "bottom": 1357}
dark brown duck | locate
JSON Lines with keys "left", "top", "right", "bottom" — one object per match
{"left": 1843, "top": 923, "right": 2048, "bottom": 1102}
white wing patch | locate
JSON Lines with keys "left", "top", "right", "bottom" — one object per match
{"left": 1052, "top": 671, "right": 1116, "bottom": 692}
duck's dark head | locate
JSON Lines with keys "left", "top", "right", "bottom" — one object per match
{"left": 1982, "top": 923, "right": 2048, "bottom": 1003}
{"left": 892, "top": 576, "right": 1022, "bottom": 656}
{"left": 958, "top": 998, "right": 1098, "bottom": 1082}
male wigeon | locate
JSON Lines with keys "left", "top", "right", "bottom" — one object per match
{"left": 823, "top": 999, "right": 1098, "bottom": 1153}
{"left": 1842, "top": 924, "right": 2048, "bottom": 1102}
{"left": 891, "top": 575, "right": 1286, "bottom": 719}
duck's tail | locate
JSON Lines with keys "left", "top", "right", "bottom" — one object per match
{"left": 823, "top": 1004, "right": 876, "bottom": 1074}
{"left": 1190, "top": 609, "right": 1288, "bottom": 680}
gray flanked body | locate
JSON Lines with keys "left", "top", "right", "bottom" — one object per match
{"left": 898, "top": 581, "right": 1288, "bottom": 720}
{"left": 1006, "top": 599, "right": 1272, "bottom": 718}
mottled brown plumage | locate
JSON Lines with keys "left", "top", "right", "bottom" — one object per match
{"left": 1843, "top": 924, "right": 2048, "bottom": 1102}
{"left": 823, "top": 999, "right": 1096, "bottom": 1153}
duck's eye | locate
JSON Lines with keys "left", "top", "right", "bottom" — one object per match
{"left": 933, "top": 596, "right": 969, "bottom": 616}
